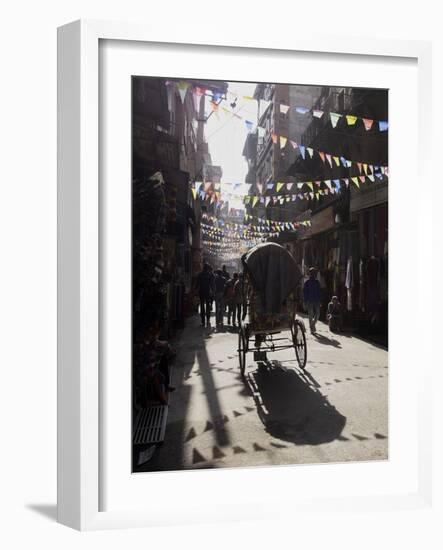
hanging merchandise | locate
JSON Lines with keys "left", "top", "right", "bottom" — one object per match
{"left": 345, "top": 257, "right": 354, "bottom": 312}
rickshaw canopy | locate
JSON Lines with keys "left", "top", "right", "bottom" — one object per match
{"left": 241, "top": 242, "right": 302, "bottom": 314}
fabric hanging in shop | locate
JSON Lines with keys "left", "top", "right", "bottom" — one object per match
{"left": 347, "top": 289, "right": 352, "bottom": 312}
{"left": 345, "top": 257, "right": 354, "bottom": 311}
{"left": 345, "top": 257, "right": 353, "bottom": 289}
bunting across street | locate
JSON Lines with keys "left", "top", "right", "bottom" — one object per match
{"left": 167, "top": 79, "right": 389, "bottom": 133}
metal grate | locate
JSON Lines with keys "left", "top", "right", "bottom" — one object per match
{"left": 133, "top": 405, "right": 168, "bottom": 445}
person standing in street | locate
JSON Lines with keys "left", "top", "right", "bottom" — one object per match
{"left": 221, "top": 265, "right": 230, "bottom": 281}
{"left": 195, "top": 263, "right": 215, "bottom": 327}
{"left": 224, "top": 272, "right": 237, "bottom": 326}
{"left": 327, "top": 295, "right": 343, "bottom": 332}
{"left": 214, "top": 269, "right": 226, "bottom": 327}
{"left": 233, "top": 273, "right": 245, "bottom": 327}
{"left": 303, "top": 267, "right": 321, "bottom": 333}
{"left": 221, "top": 265, "right": 230, "bottom": 314}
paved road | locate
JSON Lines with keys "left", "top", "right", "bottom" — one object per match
{"left": 136, "top": 312, "right": 388, "bottom": 471}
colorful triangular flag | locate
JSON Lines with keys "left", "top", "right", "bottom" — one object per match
{"left": 346, "top": 115, "right": 358, "bottom": 125}
{"left": 177, "top": 80, "right": 189, "bottom": 103}
{"left": 279, "top": 103, "right": 290, "bottom": 115}
{"left": 362, "top": 118, "right": 374, "bottom": 131}
{"left": 330, "top": 112, "right": 342, "bottom": 128}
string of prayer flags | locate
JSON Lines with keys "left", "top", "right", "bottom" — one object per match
{"left": 171, "top": 81, "right": 388, "bottom": 132}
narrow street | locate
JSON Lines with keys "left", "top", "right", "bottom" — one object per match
{"left": 136, "top": 312, "right": 388, "bottom": 471}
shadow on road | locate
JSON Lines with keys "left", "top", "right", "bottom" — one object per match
{"left": 248, "top": 362, "right": 346, "bottom": 445}
{"left": 135, "top": 312, "right": 232, "bottom": 471}
{"left": 313, "top": 332, "right": 342, "bottom": 348}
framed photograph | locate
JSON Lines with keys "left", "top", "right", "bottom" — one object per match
{"left": 57, "top": 19, "right": 433, "bottom": 530}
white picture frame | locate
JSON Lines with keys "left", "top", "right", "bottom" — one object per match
{"left": 57, "top": 19, "right": 434, "bottom": 531}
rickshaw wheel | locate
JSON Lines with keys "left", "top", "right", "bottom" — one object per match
{"left": 238, "top": 323, "right": 247, "bottom": 377}
{"left": 291, "top": 319, "right": 307, "bottom": 369}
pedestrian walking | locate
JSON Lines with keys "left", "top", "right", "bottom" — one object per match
{"left": 224, "top": 272, "right": 238, "bottom": 325}
{"left": 195, "top": 263, "right": 215, "bottom": 327}
{"left": 221, "top": 265, "right": 230, "bottom": 314}
{"left": 233, "top": 273, "right": 246, "bottom": 327}
{"left": 303, "top": 267, "right": 321, "bottom": 333}
{"left": 214, "top": 269, "right": 226, "bottom": 327}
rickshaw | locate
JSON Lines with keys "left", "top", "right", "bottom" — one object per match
{"left": 237, "top": 242, "right": 307, "bottom": 376}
